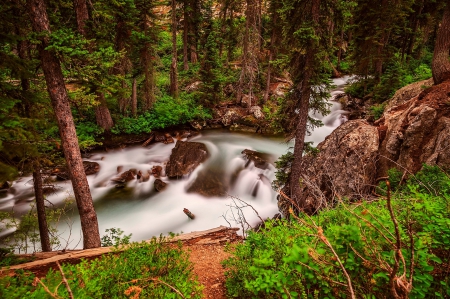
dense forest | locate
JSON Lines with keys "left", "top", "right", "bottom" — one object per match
{"left": 1, "top": 0, "right": 450, "bottom": 298}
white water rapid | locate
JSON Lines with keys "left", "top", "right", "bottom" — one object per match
{"left": 0, "top": 77, "right": 351, "bottom": 250}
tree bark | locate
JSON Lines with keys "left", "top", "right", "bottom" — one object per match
{"left": 289, "top": 0, "right": 320, "bottom": 211}
{"left": 432, "top": 4, "right": 450, "bottom": 84}
{"left": 27, "top": 0, "right": 101, "bottom": 249}
{"left": 183, "top": 0, "right": 189, "bottom": 71}
{"left": 33, "top": 162, "right": 51, "bottom": 252}
{"left": 74, "top": 0, "right": 89, "bottom": 36}
{"left": 131, "top": 77, "right": 137, "bottom": 117}
{"left": 95, "top": 92, "right": 114, "bottom": 131}
{"left": 170, "top": 0, "right": 179, "bottom": 98}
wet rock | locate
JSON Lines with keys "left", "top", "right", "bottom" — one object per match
{"left": 154, "top": 132, "right": 167, "bottom": 143}
{"left": 166, "top": 141, "right": 209, "bottom": 178}
{"left": 151, "top": 166, "right": 162, "bottom": 177}
{"left": 0, "top": 182, "right": 10, "bottom": 192}
{"left": 241, "top": 149, "right": 274, "bottom": 170}
{"left": 164, "top": 133, "right": 174, "bottom": 144}
{"left": 186, "top": 170, "right": 227, "bottom": 197}
{"left": 378, "top": 80, "right": 450, "bottom": 176}
{"left": 111, "top": 169, "right": 136, "bottom": 184}
{"left": 140, "top": 171, "right": 150, "bottom": 182}
{"left": 117, "top": 166, "right": 123, "bottom": 173}
{"left": 284, "top": 120, "right": 379, "bottom": 214}
{"left": 52, "top": 161, "right": 100, "bottom": 181}
{"left": 154, "top": 179, "right": 167, "bottom": 192}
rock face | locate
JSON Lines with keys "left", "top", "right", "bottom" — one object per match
{"left": 377, "top": 80, "right": 450, "bottom": 176}
{"left": 384, "top": 78, "right": 434, "bottom": 111}
{"left": 52, "top": 161, "right": 100, "bottom": 180}
{"left": 166, "top": 141, "right": 209, "bottom": 178}
{"left": 241, "top": 149, "right": 273, "bottom": 170}
{"left": 292, "top": 120, "right": 379, "bottom": 213}
{"left": 186, "top": 169, "right": 227, "bottom": 197}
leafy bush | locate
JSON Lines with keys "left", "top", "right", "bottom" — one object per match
{"left": 101, "top": 227, "right": 132, "bottom": 247}
{"left": 369, "top": 103, "right": 386, "bottom": 120}
{"left": 0, "top": 239, "right": 203, "bottom": 298}
{"left": 112, "top": 93, "right": 211, "bottom": 134}
{"left": 76, "top": 121, "right": 103, "bottom": 150}
{"left": 224, "top": 166, "right": 450, "bottom": 298}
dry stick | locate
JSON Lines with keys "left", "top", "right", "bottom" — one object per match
{"left": 56, "top": 261, "right": 74, "bottom": 299}
{"left": 386, "top": 181, "right": 402, "bottom": 299}
{"left": 227, "top": 194, "right": 264, "bottom": 223}
{"left": 123, "top": 277, "right": 186, "bottom": 299}
{"left": 408, "top": 222, "right": 415, "bottom": 286}
{"left": 36, "top": 277, "right": 61, "bottom": 299}
{"left": 290, "top": 210, "right": 356, "bottom": 299}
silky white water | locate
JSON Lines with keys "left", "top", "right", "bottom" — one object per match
{"left": 0, "top": 77, "right": 350, "bottom": 250}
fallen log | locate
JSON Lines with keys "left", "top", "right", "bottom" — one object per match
{"left": 0, "top": 226, "right": 240, "bottom": 277}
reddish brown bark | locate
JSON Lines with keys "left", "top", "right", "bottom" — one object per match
{"left": 95, "top": 92, "right": 114, "bottom": 131}
{"left": 74, "top": 0, "right": 89, "bottom": 36}
{"left": 33, "top": 162, "right": 51, "bottom": 252}
{"left": 290, "top": 0, "right": 320, "bottom": 211}
{"left": 27, "top": 0, "right": 101, "bottom": 249}
{"left": 170, "top": 0, "right": 179, "bottom": 98}
{"left": 183, "top": 0, "right": 189, "bottom": 71}
{"left": 432, "top": 4, "right": 450, "bottom": 84}
{"left": 131, "top": 77, "right": 137, "bottom": 117}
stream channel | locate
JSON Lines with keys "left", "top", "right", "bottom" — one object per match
{"left": 0, "top": 77, "right": 351, "bottom": 250}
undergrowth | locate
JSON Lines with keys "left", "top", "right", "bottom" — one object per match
{"left": 224, "top": 165, "right": 450, "bottom": 298}
{"left": 0, "top": 238, "right": 203, "bottom": 298}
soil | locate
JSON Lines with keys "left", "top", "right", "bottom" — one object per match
{"left": 185, "top": 244, "right": 234, "bottom": 299}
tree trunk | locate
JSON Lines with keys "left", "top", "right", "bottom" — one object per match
{"left": 432, "top": 4, "right": 450, "bottom": 84}
{"left": 131, "top": 77, "right": 137, "bottom": 117}
{"left": 33, "top": 162, "right": 51, "bottom": 252}
{"left": 170, "top": 0, "right": 179, "bottom": 98}
{"left": 74, "top": 0, "right": 89, "bottom": 36}
{"left": 289, "top": 0, "right": 320, "bottom": 211}
{"left": 183, "top": 0, "right": 189, "bottom": 71}
{"left": 27, "top": 0, "right": 101, "bottom": 249}
{"left": 95, "top": 92, "right": 114, "bottom": 131}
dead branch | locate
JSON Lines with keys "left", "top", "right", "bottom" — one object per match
{"left": 56, "top": 261, "right": 74, "bottom": 299}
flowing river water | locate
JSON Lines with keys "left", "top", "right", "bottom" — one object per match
{"left": 0, "top": 77, "right": 351, "bottom": 250}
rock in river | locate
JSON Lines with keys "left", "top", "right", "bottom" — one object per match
{"left": 166, "top": 141, "right": 209, "bottom": 178}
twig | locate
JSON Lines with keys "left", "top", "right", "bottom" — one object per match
{"left": 56, "top": 261, "right": 74, "bottom": 299}
{"left": 36, "top": 277, "right": 61, "bottom": 299}
{"left": 123, "top": 277, "right": 186, "bottom": 299}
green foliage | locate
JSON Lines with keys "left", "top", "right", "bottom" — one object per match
{"left": 112, "top": 93, "right": 211, "bottom": 134}
{"left": 0, "top": 199, "right": 74, "bottom": 254}
{"left": 76, "top": 122, "right": 103, "bottom": 150}
{"left": 369, "top": 103, "right": 386, "bottom": 120}
{"left": 272, "top": 151, "right": 294, "bottom": 190}
{"left": 225, "top": 166, "right": 450, "bottom": 298}
{"left": 101, "top": 227, "right": 132, "bottom": 247}
{"left": 0, "top": 239, "right": 203, "bottom": 298}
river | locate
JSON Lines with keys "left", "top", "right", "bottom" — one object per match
{"left": 0, "top": 77, "right": 350, "bottom": 250}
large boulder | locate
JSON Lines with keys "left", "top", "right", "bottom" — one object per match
{"left": 377, "top": 80, "right": 450, "bottom": 176}
{"left": 166, "top": 141, "right": 209, "bottom": 178}
{"left": 294, "top": 120, "right": 379, "bottom": 213}
{"left": 384, "top": 78, "right": 434, "bottom": 111}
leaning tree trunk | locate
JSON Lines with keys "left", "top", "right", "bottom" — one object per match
{"left": 27, "top": 0, "right": 101, "bottom": 249}
{"left": 33, "top": 161, "right": 51, "bottom": 252}
{"left": 170, "top": 0, "right": 179, "bottom": 98}
{"left": 432, "top": 4, "right": 450, "bottom": 84}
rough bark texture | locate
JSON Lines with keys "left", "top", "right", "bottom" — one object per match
{"left": 183, "top": 0, "right": 189, "bottom": 71}
{"left": 95, "top": 92, "right": 114, "bottom": 131}
{"left": 131, "top": 78, "right": 137, "bottom": 117}
{"left": 290, "top": 0, "right": 320, "bottom": 210}
{"left": 74, "top": 0, "right": 89, "bottom": 36}
{"left": 170, "top": 0, "right": 179, "bottom": 98}
{"left": 33, "top": 163, "right": 51, "bottom": 252}
{"left": 27, "top": 0, "right": 101, "bottom": 249}
{"left": 432, "top": 4, "right": 450, "bottom": 84}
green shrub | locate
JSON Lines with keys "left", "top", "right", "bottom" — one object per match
{"left": 369, "top": 103, "right": 386, "bottom": 120}
{"left": 111, "top": 93, "right": 211, "bottom": 134}
{"left": 76, "top": 121, "right": 103, "bottom": 150}
{"left": 0, "top": 239, "right": 203, "bottom": 298}
{"left": 224, "top": 167, "right": 450, "bottom": 298}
